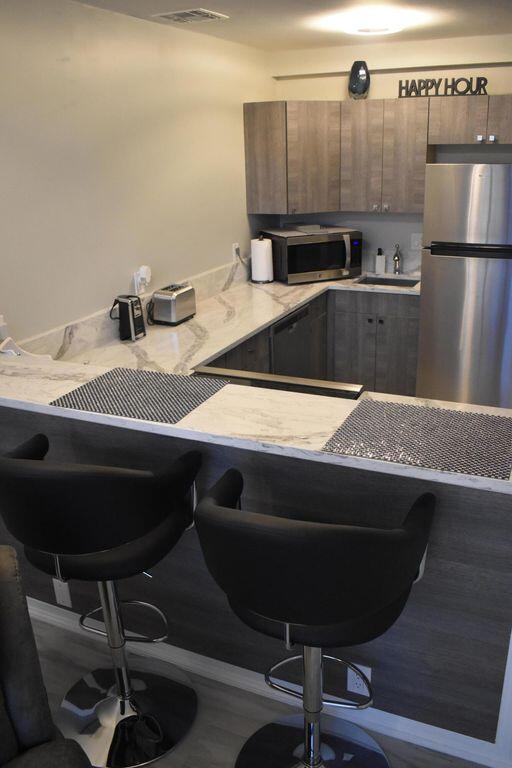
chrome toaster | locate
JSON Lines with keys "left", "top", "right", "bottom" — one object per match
{"left": 147, "top": 284, "right": 196, "bottom": 326}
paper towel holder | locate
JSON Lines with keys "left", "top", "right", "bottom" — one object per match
{"left": 251, "top": 234, "right": 274, "bottom": 284}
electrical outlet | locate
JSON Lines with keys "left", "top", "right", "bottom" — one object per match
{"left": 53, "top": 578, "right": 72, "bottom": 608}
{"left": 411, "top": 232, "right": 422, "bottom": 250}
{"left": 0, "top": 314, "right": 9, "bottom": 342}
{"left": 347, "top": 664, "right": 372, "bottom": 695}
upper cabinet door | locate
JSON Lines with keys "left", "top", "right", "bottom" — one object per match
{"left": 244, "top": 102, "right": 288, "bottom": 215}
{"left": 487, "top": 95, "right": 512, "bottom": 144}
{"left": 287, "top": 101, "right": 341, "bottom": 214}
{"left": 340, "top": 99, "right": 384, "bottom": 212}
{"left": 428, "top": 96, "right": 489, "bottom": 144}
{"left": 382, "top": 99, "right": 429, "bottom": 214}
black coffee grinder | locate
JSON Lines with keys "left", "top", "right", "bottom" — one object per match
{"left": 110, "top": 295, "right": 146, "bottom": 341}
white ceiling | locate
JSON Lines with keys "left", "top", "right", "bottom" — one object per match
{"left": 76, "top": 0, "right": 512, "bottom": 50}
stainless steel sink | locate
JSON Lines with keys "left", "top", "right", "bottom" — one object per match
{"left": 356, "top": 276, "right": 420, "bottom": 288}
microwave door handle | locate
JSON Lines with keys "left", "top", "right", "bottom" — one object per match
{"left": 343, "top": 234, "right": 352, "bottom": 270}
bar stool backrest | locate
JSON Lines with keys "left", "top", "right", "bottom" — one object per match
{"left": 196, "top": 469, "right": 435, "bottom": 627}
{"left": 0, "top": 444, "right": 199, "bottom": 556}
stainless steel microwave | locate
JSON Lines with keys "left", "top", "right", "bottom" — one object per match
{"left": 261, "top": 227, "right": 363, "bottom": 284}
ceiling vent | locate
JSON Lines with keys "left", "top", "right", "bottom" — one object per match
{"left": 154, "top": 8, "right": 229, "bottom": 24}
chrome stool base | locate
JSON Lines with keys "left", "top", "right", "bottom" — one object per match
{"left": 234, "top": 714, "right": 390, "bottom": 768}
{"left": 57, "top": 668, "right": 197, "bottom": 768}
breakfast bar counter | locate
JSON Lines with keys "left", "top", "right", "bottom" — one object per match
{"left": 1, "top": 276, "right": 512, "bottom": 765}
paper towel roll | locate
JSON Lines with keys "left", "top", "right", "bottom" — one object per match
{"left": 251, "top": 238, "right": 273, "bottom": 283}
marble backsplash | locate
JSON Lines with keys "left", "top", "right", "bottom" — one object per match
{"left": 21, "top": 256, "right": 249, "bottom": 360}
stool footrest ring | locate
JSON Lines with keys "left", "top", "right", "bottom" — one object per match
{"left": 79, "top": 599, "right": 169, "bottom": 643}
{"left": 264, "top": 653, "right": 373, "bottom": 710}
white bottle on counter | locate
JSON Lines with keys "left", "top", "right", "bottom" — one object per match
{"left": 375, "top": 248, "right": 386, "bottom": 274}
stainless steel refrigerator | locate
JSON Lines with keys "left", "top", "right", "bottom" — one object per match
{"left": 417, "top": 164, "right": 512, "bottom": 407}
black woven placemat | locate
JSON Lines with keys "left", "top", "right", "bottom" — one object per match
{"left": 323, "top": 399, "right": 512, "bottom": 479}
{"left": 51, "top": 367, "right": 228, "bottom": 424}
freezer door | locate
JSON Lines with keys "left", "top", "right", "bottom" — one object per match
{"left": 423, "top": 164, "right": 512, "bottom": 247}
{"left": 417, "top": 248, "right": 512, "bottom": 407}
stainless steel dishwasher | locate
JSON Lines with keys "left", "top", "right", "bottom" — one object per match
{"left": 270, "top": 304, "right": 312, "bottom": 378}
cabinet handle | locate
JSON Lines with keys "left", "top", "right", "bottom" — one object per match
{"left": 372, "top": 203, "right": 380, "bottom": 212}
{"left": 475, "top": 134, "right": 484, "bottom": 143}
{"left": 488, "top": 134, "right": 498, "bottom": 143}
{"left": 367, "top": 317, "right": 374, "bottom": 323}
{"left": 378, "top": 318, "right": 384, "bottom": 325}
{"left": 382, "top": 203, "right": 390, "bottom": 212}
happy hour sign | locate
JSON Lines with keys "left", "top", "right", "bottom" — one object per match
{"left": 399, "top": 76, "right": 489, "bottom": 98}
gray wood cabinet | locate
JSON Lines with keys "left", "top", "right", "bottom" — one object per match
{"left": 428, "top": 94, "right": 512, "bottom": 145}
{"left": 333, "top": 311, "right": 377, "bottom": 389}
{"left": 340, "top": 98, "right": 428, "bottom": 214}
{"left": 487, "top": 95, "right": 512, "bottom": 144}
{"left": 428, "top": 95, "right": 488, "bottom": 144}
{"left": 209, "top": 328, "right": 270, "bottom": 373}
{"left": 333, "top": 291, "right": 420, "bottom": 395}
{"left": 206, "top": 291, "right": 419, "bottom": 396}
{"left": 374, "top": 314, "right": 420, "bottom": 395}
{"left": 244, "top": 101, "right": 341, "bottom": 214}
{"left": 245, "top": 94, "right": 512, "bottom": 215}
{"left": 287, "top": 101, "right": 341, "bottom": 215}
{"left": 340, "top": 99, "right": 385, "bottom": 212}
{"left": 243, "top": 102, "right": 288, "bottom": 214}
{"left": 382, "top": 98, "right": 429, "bottom": 214}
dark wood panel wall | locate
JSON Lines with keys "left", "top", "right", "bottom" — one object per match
{"left": 1, "top": 406, "right": 511, "bottom": 743}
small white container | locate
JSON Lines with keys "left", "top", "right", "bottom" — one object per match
{"left": 375, "top": 248, "right": 386, "bottom": 273}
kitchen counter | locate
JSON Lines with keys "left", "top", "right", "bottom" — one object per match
{"left": 2, "top": 275, "right": 512, "bottom": 496}
{"left": 3, "top": 277, "right": 512, "bottom": 756}
{"left": 41, "top": 275, "right": 420, "bottom": 372}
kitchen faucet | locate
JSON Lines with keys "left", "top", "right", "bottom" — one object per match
{"left": 393, "top": 244, "right": 402, "bottom": 275}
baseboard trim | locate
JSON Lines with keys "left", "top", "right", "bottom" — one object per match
{"left": 28, "top": 598, "right": 512, "bottom": 768}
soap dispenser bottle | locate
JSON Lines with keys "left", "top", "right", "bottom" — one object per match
{"left": 375, "top": 248, "right": 386, "bottom": 274}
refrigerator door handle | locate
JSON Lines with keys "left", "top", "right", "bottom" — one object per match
{"left": 430, "top": 242, "right": 512, "bottom": 259}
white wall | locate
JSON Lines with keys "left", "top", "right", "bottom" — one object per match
{"left": 270, "top": 33, "right": 512, "bottom": 99}
{"left": 0, "top": 0, "right": 275, "bottom": 340}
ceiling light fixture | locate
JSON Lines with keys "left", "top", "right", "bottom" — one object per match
{"left": 310, "top": 5, "right": 435, "bottom": 36}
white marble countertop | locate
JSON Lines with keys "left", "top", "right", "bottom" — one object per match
{"left": 3, "top": 275, "right": 512, "bottom": 496}
{"left": 55, "top": 275, "right": 420, "bottom": 373}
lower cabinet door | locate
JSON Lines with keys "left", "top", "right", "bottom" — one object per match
{"left": 220, "top": 328, "right": 270, "bottom": 373}
{"left": 374, "top": 315, "right": 419, "bottom": 395}
{"left": 333, "top": 312, "right": 377, "bottom": 389}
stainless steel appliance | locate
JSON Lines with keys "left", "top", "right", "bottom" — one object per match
{"left": 110, "top": 295, "right": 146, "bottom": 342}
{"left": 147, "top": 284, "right": 196, "bottom": 326}
{"left": 261, "top": 226, "right": 362, "bottom": 284}
{"left": 417, "top": 164, "right": 512, "bottom": 407}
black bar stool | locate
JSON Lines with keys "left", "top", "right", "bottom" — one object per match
{"left": 0, "top": 435, "right": 202, "bottom": 768}
{"left": 195, "top": 469, "right": 435, "bottom": 768}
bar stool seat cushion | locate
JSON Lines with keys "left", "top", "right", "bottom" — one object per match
{"left": 23, "top": 497, "right": 190, "bottom": 581}
{"left": 229, "top": 587, "right": 411, "bottom": 649}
